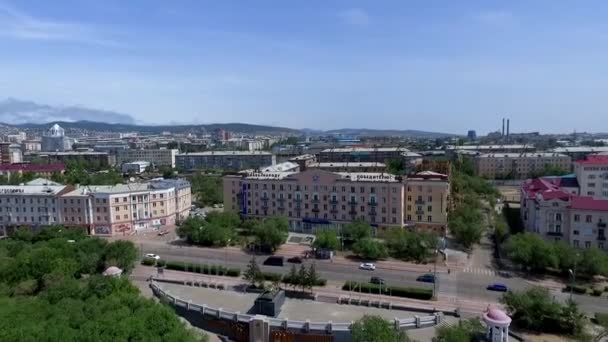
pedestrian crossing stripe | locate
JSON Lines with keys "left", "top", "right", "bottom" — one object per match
{"left": 463, "top": 267, "right": 497, "bottom": 276}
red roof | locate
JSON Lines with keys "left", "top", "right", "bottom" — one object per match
{"left": 571, "top": 196, "right": 608, "bottom": 211}
{"left": 0, "top": 163, "right": 65, "bottom": 172}
{"left": 575, "top": 155, "right": 608, "bottom": 165}
{"left": 522, "top": 178, "right": 570, "bottom": 200}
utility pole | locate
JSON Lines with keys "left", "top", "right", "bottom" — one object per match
{"left": 433, "top": 249, "right": 438, "bottom": 299}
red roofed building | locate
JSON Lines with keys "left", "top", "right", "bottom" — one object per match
{"left": 521, "top": 156, "right": 608, "bottom": 250}
{"left": 0, "top": 163, "right": 65, "bottom": 179}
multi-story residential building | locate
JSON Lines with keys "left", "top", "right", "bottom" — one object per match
{"left": 551, "top": 146, "right": 608, "bottom": 161}
{"left": 116, "top": 149, "right": 178, "bottom": 168}
{"left": 319, "top": 147, "right": 409, "bottom": 164}
{"left": 404, "top": 171, "right": 450, "bottom": 234}
{"left": 446, "top": 144, "right": 535, "bottom": 158}
{"left": 61, "top": 178, "right": 191, "bottom": 236}
{"left": 121, "top": 161, "right": 151, "bottom": 174}
{"left": 0, "top": 178, "right": 191, "bottom": 237}
{"left": 521, "top": 171, "right": 607, "bottom": 251}
{"left": 223, "top": 169, "right": 450, "bottom": 234}
{"left": 0, "top": 163, "right": 65, "bottom": 179}
{"left": 307, "top": 162, "right": 387, "bottom": 173}
{"left": 27, "top": 151, "right": 116, "bottom": 167}
{"left": 41, "top": 124, "right": 73, "bottom": 152}
{"left": 573, "top": 155, "right": 608, "bottom": 199}
{"left": 176, "top": 151, "right": 275, "bottom": 171}
{"left": 21, "top": 140, "right": 42, "bottom": 153}
{"left": 0, "top": 142, "right": 21, "bottom": 164}
{"left": 474, "top": 153, "right": 571, "bottom": 179}
{"left": 288, "top": 154, "right": 316, "bottom": 171}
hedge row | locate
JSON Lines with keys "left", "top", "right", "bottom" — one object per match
{"left": 260, "top": 272, "right": 327, "bottom": 286}
{"left": 342, "top": 281, "right": 433, "bottom": 300}
{"left": 283, "top": 275, "right": 327, "bottom": 287}
{"left": 141, "top": 259, "right": 240, "bottom": 277}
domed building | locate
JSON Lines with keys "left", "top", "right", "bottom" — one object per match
{"left": 41, "top": 124, "right": 73, "bottom": 152}
{"left": 483, "top": 307, "right": 512, "bottom": 341}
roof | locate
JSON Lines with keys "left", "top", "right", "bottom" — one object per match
{"left": 260, "top": 161, "right": 299, "bottom": 172}
{"left": 321, "top": 147, "right": 409, "bottom": 153}
{"left": 552, "top": 146, "right": 608, "bottom": 153}
{"left": 571, "top": 196, "right": 608, "bottom": 211}
{"left": 336, "top": 172, "right": 399, "bottom": 183}
{"left": 477, "top": 153, "right": 569, "bottom": 158}
{"left": 310, "top": 162, "right": 386, "bottom": 168}
{"left": 522, "top": 178, "right": 571, "bottom": 201}
{"left": 446, "top": 144, "right": 533, "bottom": 151}
{"left": 0, "top": 184, "right": 67, "bottom": 195}
{"left": 177, "top": 151, "right": 272, "bottom": 156}
{"left": 288, "top": 154, "right": 316, "bottom": 161}
{"left": 574, "top": 154, "right": 608, "bottom": 166}
{"left": 0, "top": 163, "right": 65, "bottom": 172}
{"left": 407, "top": 171, "right": 449, "bottom": 181}
{"left": 25, "top": 178, "right": 62, "bottom": 186}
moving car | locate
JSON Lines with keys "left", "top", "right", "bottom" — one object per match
{"left": 287, "top": 256, "right": 303, "bottom": 264}
{"left": 487, "top": 283, "right": 508, "bottom": 292}
{"left": 263, "top": 256, "right": 285, "bottom": 267}
{"left": 157, "top": 230, "right": 169, "bottom": 236}
{"left": 359, "top": 263, "right": 376, "bottom": 271}
{"left": 416, "top": 273, "right": 436, "bottom": 283}
{"left": 145, "top": 253, "right": 160, "bottom": 260}
{"left": 370, "top": 277, "right": 385, "bottom": 285}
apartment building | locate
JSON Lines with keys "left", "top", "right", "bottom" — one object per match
{"left": 0, "top": 163, "right": 65, "bottom": 179}
{"left": 474, "top": 153, "right": 571, "bottom": 179}
{"left": 404, "top": 171, "right": 450, "bottom": 234}
{"left": 446, "top": 144, "right": 535, "bottom": 158}
{"left": 551, "top": 146, "right": 608, "bottom": 161}
{"left": 521, "top": 174, "right": 607, "bottom": 251}
{"left": 29, "top": 151, "right": 116, "bottom": 167}
{"left": 116, "top": 149, "right": 178, "bottom": 168}
{"left": 573, "top": 155, "right": 608, "bottom": 199}
{"left": 223, "top": 169, "right": 450, "bottom": 234}
{"left": 176, "top": 151, "right": 275, "bottom": 171}
{"left": 307, "top": 162, "right": 387, "bottom": 173}
{"left": 319, "top": 147, "right": 409, "bottom": 163}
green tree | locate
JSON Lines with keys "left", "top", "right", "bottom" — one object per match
{"left": 102, "top": 240, "right": 138, "bottom": 273}
{"left": 386, "top": 229, "right": 436, "bottom": 262}
{"left": 297, "top": 264, "right": 308, "bottom": 292}
{"left": 343, "top": 220, "right": 373, "bottom": 242}
{"left": 177, "top": 214, "right": 236, "bottom": 247}
{"left": 243, "top": 256, "right": 263, "bottom": 288}
{"left": 191, "top": 173, "right": 223, "bottom": 206}
{"left": 387, "top": 159, "right": 405, "bottom": 175}
{"left": 352, "top": 238, "right": 388, "bottom": 260}
{"left": 253, "top": 217, "right": 288, "bottom": 252}
{"left": 351, "top": 315, "right": 410, "bottom": 342}
{"left": 433, "top": 318, "right": 485, "bottom": 342}
{"left": 504, "top": 233, "right": 558, "bottom": 271}
{"left": 306, "top": 263, "right": 320, "bottom": 293}
{"left": 285, "top": 264, "right": 299, "bottom": 290}
{"left": 313, "top": 230, "right": 340, "bottom": 250}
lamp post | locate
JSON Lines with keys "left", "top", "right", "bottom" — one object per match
{"left": 433, "top": 249, "right": 438, "bottom": 299}
{"left": 568, "top": 253, "right": 579, "bottom": 302}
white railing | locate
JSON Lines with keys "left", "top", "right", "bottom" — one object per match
{"left": 150, "top": 281, "right": 440, "bottom": 333}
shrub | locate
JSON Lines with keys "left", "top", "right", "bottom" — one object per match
{"left": 342, "top": 281, "right": 433, "bottom": 300}
{"left": 592, "top": 289, "right": 603, "bottom": 297}
{"left": 162, "top": 260, "right": 240, "bottom": 278}
{"left": 141, "top": 258, "right": 156, "bottom": 266}
{"left": 261, "top": 272, "right": 282, "bottom": 282}
{"left": 282, "top": 275, "right": 326, "bottom": 286}
{"left": 564, "top": 284, "right": 588, "bottom": 294}
{"left": 156, "top": 259, "right": 166, "bottom": 267}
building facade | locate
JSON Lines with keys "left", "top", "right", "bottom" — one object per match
{"left": 308, "top": 162, "right": 387, "bottom": 173}
{"left": 0, "top": 163, "right": 65, "bottom": 179}
{"left": 177, "top": 151, "right": 275, "bottom": 171}
{"left": 223, "top": 169, "right": 450, "bottom": 234}
{"left": 474, "top": 153, "right": 571, "bottom": 179}
{"left": 404, "top": 171, "right": 450, "bottom": 234}
{"left": 116, "top": 149, "right": 178, "bottom": 168}
{"left": 121, "top": 161, "right": 151, "bottom": 174}
{"left": 41, "top": 124, "right": 73, "bottom": 152}
{"left": 28, "top": 151, "right": 116, "bottom": 167}
{"left": 319, "top": 147, "right": 409, "bottom": 163}
{"left": 573, "top": 155, "right": 608, "bottom": 199}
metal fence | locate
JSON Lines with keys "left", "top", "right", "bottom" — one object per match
{"left": 150, "top": 281, "right": 441, "bottom": 334}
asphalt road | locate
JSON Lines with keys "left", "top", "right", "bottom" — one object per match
{"left": 139, "top": 240, "right": 608, "bottom": 315}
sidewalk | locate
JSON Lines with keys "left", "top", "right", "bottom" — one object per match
{"left": 135, "top": 265, "right": 498, "bottom": 315}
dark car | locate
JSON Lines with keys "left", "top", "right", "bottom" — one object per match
{"left": 263, "top": 256, "right": 284, "bottom": 267}
{"left": 370, "top": 277, "right": 386, "bottom": 285}
{"left": 416, "top": 274, "right": 436, "bottom": 283}
{"left": 287, "top": 256, "right": 303, "bottom": 264}
{"left": 487, "top": 283, "right": 508, "bottom": 292}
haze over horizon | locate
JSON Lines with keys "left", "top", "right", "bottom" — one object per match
{"left": 1, "top": 1, "right": 608, "bottom": 134}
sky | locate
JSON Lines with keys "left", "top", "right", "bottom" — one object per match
{"left": 1, "top": 1, "right": 608, "bottom": 134}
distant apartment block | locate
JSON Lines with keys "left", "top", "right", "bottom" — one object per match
{"left": 446, "top": 144, "right": 535, "bottom": 158}
{"left": 27, "top": 151, "right": 116, "bottom": 167}
{"left": 474, "top": 153, "right": 571, "bottom": 179}
{"left": 288, "top": 154, "right": 316, "bottom": 171}
{"left": 0, "top": 163, "right": 65, "bottom": 179}
{"left": 551, "top": 147, "right": 608, "bottom": 161}
{"left": 116, "top": 149, "right": 178, "bottom": 168}
{"left": 176, "top": 151, "right": 275, "bottom": 171}
{"left": 574, "top": 155, "right": 608, "bottom": 199}
{"left": 308, "top": 162, "right": 387, "bottom": 173}
{"left": 121, "top": 161, "right": 150, "bottom": 174}
{"left": 223, "top": 169, "right": 450, "bottom": 234}
{"left": 319, "top": 147, "right": 409, "bottom": 163}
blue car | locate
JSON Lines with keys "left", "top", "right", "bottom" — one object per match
{"left": 487, "top": 283, "right": 508, "bottom": 292}
{"left": 416, "top": 274, "right": 436, "bottom": 283}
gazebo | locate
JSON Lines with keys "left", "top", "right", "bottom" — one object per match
{"left": 483, "top": 307, "right": 512, "bottom": 342}
{"left": 102, "top": 266, "right": 123, "bottom": 277}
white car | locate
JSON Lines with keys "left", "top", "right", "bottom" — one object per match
{"left": 359, "top": 263, "right": 376, "bottom": 271}
{"left": 145, "top": 253, "right": 160, "bottom": 260}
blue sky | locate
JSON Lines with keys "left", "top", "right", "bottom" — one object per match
{"left": 1, "top": 1, "right": 608, "bottom": 134}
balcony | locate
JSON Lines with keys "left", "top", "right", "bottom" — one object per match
{"left": 598, "top": 222, "right": 607, "bottom": 228}
{"left": 368, "top": 201, "right": 378, "bottom": 206}
{"left": 368, "top": 211, "right": 377, "bottom": 216}
{"left": 415, "top": 210, "right": 424, "bottom": 215}
{"left": 312, "top": 198, "right": 320, "bottom": 204}
{"left": 294, "top": 198, "right": 302, "bottom": 203}
{"left": 546, "top": 231, "right": 563, "bottom": 237}
{"left": 330, "top": 208, "right": 338, "bottom": 214}
{"left": 312, "top": 207, "right": 320, "bottom": 213}
{"left": 348, "top": 210, "right": 357, "bottom": 215}
{"left": 261, "top": 196, "right": 269, "bottom": 201}
{"left": 261, "top": 204, "right": 269, "bottom": 210}
{"left": 329, "top": 199, "right": 338, "bottom": 204}
{"left": 415, "top": 199, "right": 425, "bottom": 205}
{"left": 347, "top": 200, "right": 358, "bottom": 205}
{"left": 277, "top": 197, "right": 285, "bottom": 203}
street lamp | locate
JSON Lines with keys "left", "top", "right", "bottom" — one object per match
{"left": 433, "top": 249, "right": 438, "bottom": 299}
{"left": 568, "top": 253, "right": 579, "bottom": 302}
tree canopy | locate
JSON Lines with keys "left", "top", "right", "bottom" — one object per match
{"left": 313, "top": 230, "right": 340, "bottom": 250}
{"left": 177, "top": 212, "right": 240, "bottom": 247}
{"left": 343, "top": 220, "right": 373, "bottom": 242}
{"left": 252, "top": 217, "right": 289, "bottom": 252}
{"left": 190, "top": 173, "right": 223, "bottom": 206}
{"left": 385, "top": 229, "right": 437, "bottom": 263}
{"left": 433, "top": 318, "right": 485, "bottom": 342}
{"left": 0, "top": 226, "right": 203, "bottom": 341}
{"left": 351, "top": 315, "right": 410, "bottom": 342}
{"left": 352, "top": 238, "right": 388, "bottom": 260}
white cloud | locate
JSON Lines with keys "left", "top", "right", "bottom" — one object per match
{"left": 474, "top": 10, "right": 515, "bottom": 27}
{"left": 0, "top": 2, "right": 122, "bottom": 47}
{"left": 338, "top": 8, "right": 370, "bottom": 27}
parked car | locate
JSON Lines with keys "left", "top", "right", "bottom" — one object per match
{"left": 487, "top": 283, "right": 508, "bottom": 292}
{"left": 416, "top": 273, "right": 436, "bottom": 283}
{"left": 370, "top": 277, "right": 385, "bottom": 285}
{"left": 157, "top": 230, "right": 169, "bottom": 236}
{"left": 359, "top": 263, "right": 376, "bottom": 271}
{"left": 287, "top": 256, "right": 303, "bottom": 264}
{"left": 263, "top": 256, "right": 284, "bottom": 267}
{"left": 145, "top": 253, "right": 160, "bottom": 260}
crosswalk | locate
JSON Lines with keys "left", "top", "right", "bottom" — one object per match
{"left": 462, "top": 267, "right": 498, "bottom": 276}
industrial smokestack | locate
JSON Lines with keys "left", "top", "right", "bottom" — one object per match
{"left": 507, "top": 119, "right": 510, "bottom": 140}
{"left": 502, "top": 118, "right": 505, "bottom": 136}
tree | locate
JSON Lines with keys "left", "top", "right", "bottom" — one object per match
{"left": 449, "top": 204, "right": 484, "bottom": 250}
{"left": 286, "top": 264, "right": 298, "bottom": 291}
{"left": 386, "top": 229, "right": 436, "bottom": 262}
{"left": 191, "top": 173, "right": 223, "bottom": 206}
{"left": 387, "top": 159, "right": 405, "bottom": 175}
{"left": 177, "top": 214, "right": 236, "bottom": 247}
{"left": 243, "top": 257, "right": 263, "bottom": 288}
{"left": 352, "top": 238, "right": 388, "bottom": 260}
{"left": 297, "top": 264, "right": 308, "bottom": 293}
{"left": 433, "top": 318, "right": 485, "bottom": 342}
{"left": 504, "top": 233, "right": 558, "bottom": 271}
{"left": 351, "top": 315, "right": 410, "bottom": 342}
{"left": 313, "top": 230, "right": 340, "bottom": 250}
{"left": 343, "top": 220, "right": 372, "bottom": 242}
{"left": 306, "top": 263, "right": 320, "bottom": 293}
{"left": 501, "top": 287, "right": 585, "bottom": 335}
{"left": 253, "top": 217, "right": 288, "bottom": 252}
{"left": 102, "top": 240, "right": 138, "bottom": 273}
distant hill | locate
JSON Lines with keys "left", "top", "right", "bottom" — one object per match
{"left": 325, "top": 128, "right": 456, "bottom": 138}
{"left": 0, "top": 98, "right": 135, "bottom": 125}
{"left": 10, "top": 120, "right": 300, "bottom": 135}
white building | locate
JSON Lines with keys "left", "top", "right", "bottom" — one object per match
{"left": 121, "top": 161, "right": 151, "bottom": 175}
{"left": 116, "top": 149, "right": 178, "bottom": 168}
{"left": 41, "top": 124, "right": 73, "bottom": 152}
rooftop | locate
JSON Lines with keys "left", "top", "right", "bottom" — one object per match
{"left": 446, "top": 144, "right": 533, "bottom": 150}
{"left": 407, "top": 171, "right": 449, "bottom": 181}
{"left": 177, "top": 151, "right": 272, "bottom": 156}
{"left": 0, "top": 163, "right": 65, "bottom": 172}
{"left": 309, "top": 162, "right": 386, "bottom": 168}
{"left": 477, "top": 153, "right": 569, "bottom": 158}
{"left": 0, "top": 184, "right": 67, "bottom": 195}
{"left": 551, "top": 146, "right": 608, "bottom": 153}
{"left": 337, "top": 172, "right": 399, "bottom": 183}
{"left": 574, "top": 154, "right": 608, "bottom": 166}
{"left": 260, "top": 161, "right": 299, "bottom": 172}
{"left": 288, "top": 154, "right": 316, "bottom": 161}
{"left": 321, "top": 147, "right": 410, "bottom": 153}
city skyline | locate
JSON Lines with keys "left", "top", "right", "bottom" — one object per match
{"left": 2, "top": 1, "right": 608, "bottom": 133}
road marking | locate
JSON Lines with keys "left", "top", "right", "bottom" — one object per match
{"left": 463, "top": 267, "right": 497, "bottom": 276}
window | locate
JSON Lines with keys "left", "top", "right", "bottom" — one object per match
{"left": 391, "top": 208, "right": 396, "bottom": 214}
{"left": 115, "top": 215, "right": 120, "bottom": 220}
{"left": 417, "top": 215, "right": 422, "bottom": 221}
{"left": 574, "top": 214, "right": 580, "bottom": 222}
{"left": 573, "top": 240, "right": 579, "bottom": 247}
{"left": 586, "top": 215, "right": 593, "bottom": 223}
{"left": 428, "top": 196, "right": 432, "bottom": 202}
{"left": 552, "top": 202, "right": 559, "bottom": 207}
{"left": 585, "top": 241, "right": 591, "bottom": 248}
{"left": 555, "top": 213, "right": 562, "bottom": 221}
{"left": 427, "top": 206, "right": 432, "bottom": 212}
{"left": 427, "top": 216, "right": 432, "bottom": 222}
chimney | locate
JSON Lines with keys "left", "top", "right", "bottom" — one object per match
{"left": 507, "top": 119, "right": 510, "bottom": 141}
{"left": 502, "top": 118, "right": 505, "bottom": 136}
